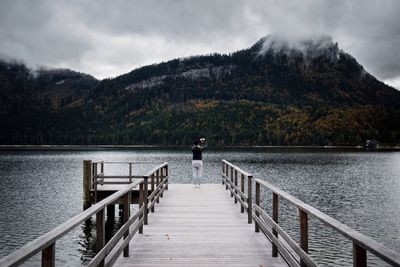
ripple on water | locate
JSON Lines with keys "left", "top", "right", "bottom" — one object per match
{"left": 0, "top": 149, "right": 399, "bottom": 266}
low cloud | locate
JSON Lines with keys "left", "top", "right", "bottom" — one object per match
{"left": 0, "top": 0, "right": 399, "bottom": 88}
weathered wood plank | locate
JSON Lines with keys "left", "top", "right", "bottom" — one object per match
{"left": 113, "top": 184, "right": 287, "bottom": 267}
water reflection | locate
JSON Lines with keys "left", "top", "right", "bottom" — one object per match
{"left": 77, "top": 204, "right": 139, "bottom": 265}
{"left": 79, "top": 219, "right": 95, "bottom": 265}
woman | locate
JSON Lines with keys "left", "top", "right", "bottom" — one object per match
{"left": 192, "top": 138, "right": 207, "bottom": 187}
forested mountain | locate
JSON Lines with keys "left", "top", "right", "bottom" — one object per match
{"left": 1, "top": 35, "right": 400, "bottom": 146}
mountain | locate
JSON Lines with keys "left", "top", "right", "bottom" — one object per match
{"left": 1, "top": 35, "right": 400, "bottom": 146}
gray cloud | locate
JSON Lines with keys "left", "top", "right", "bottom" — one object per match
{"left": 0, "top": 0, "right": 399, "bottom": 88}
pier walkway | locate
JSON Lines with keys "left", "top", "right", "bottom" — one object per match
{"left": 114, "top": 184, "right": 287, "bottom": 267}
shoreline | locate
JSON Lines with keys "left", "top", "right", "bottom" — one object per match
{"left": 0, "top": 144, "right": 399, "bottom": 151}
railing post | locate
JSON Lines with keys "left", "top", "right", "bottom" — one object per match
{"left": 93, "top": 162, "right": 99, "bottom": 203}
{"left": 230, "top": 167, "right": 234, "bottom": 198}
{"left": 156, "top": 170, "right": 160, "bottom": 203}
{"left": 225, "top": 164, "right": 228, "bottom": 190}
{"left": 83, "top": 160, "right": 92, "bottom": 210}
{"left": 241, "top": 174, "right": 245, "bottom": 213}
{"left": 255, "top": 181, "right": 260, "bottom": 232}
{"left": 129, "top": 163, "right": 132, "bottom": 184}
{"left": 151, "top": 174, "right": 155, "bottom": 212}
{"left": 96, "top": 208, "right": 105, "bottom": 267}
{"left": 299, "top": 209, "right": 309, "bottom": 267}
{"left": 353, "top": 242, "right": 367, "bottom": 267}
{"left": 234, "top": 169, "right": 238, "bottom": 203}
{"left": 144, "top": 176, "right": 149, "bottom": 225}
{"left": 123, "top": 192, "right": 131, "bottom": 257}
{"left": 165, "top": 165, "right": 169, "bottom": 190}
{"left": 42, "top": 243, "right": 55, "bottom": 267}
{"left": 221, "top": 161, "right": 224, "bottom": 184}
{"left": 160, "top": 168, "right": 164, "bottom": 198}
{"left": 94, "top": 162, "right": 98, "bottom": 177}
{"left": 272, "top": 192, "right": 279, "bottom": 257}
{"left": 139, "top": 182, "right": 144, "bottom": 234}
{"left": 247, "top": 175, "right": 253, "bottom": 224}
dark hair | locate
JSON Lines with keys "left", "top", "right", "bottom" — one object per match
{"left": 193, "top": 140, "right": 199, "bottom": 146}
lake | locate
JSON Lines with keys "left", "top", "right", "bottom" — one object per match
{"left": 0, "top": 148, "right": 399, "bottom": 266}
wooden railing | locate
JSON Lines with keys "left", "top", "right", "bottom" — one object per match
{"left": 221, "top": 160, "right": 400, "bottom": 267}
{"left": 221, "top": 159, "right": 253, "bottom": 224}
{"left": 0, "top": 162, "right": 169, "bottom": 267}
{"left": 89, "top": 161, "right": 168, "bottom": 206}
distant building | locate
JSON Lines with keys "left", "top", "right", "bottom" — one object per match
{"left": 365, "top": 139, "right": 379, "bottom": 149}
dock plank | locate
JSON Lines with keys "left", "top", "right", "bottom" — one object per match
{"left": 113, "top": 184, "right": 288, "bottom": 267}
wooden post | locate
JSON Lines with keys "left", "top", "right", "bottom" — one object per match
{"left": 42, "top": 243, "right": 55, "bottom": 267}
{"left": 241, "top": 174, "right": 245, "bottom": 213}
{"left": 93, "top": 162, "right": 98, "bottom": 202}
{"left": 144, "top": 177, "right": 149, "bottom": 225}
{"left": 353, "top": 242, "right": 367, "bottom": 267}
{"left": 94, "top": 168, "right": 98, "bottom": 204}
{"left": 234, "top": 169, "right": 238, "bottom": 203}
{"left": 83, "top": 160, "right": 92, "bottom": 210}
{"left": 123, "top": 192, "right": 130, "bottom": 257}
{"left": 139, "top": 182, "right": 144, "bottom": 234}
{"left": 160, "top": 168, "right": 164, "bottom": 198}
{"left": 230, "top": 167, "right": 234, "bottom": 198}
{"left": 221, "top": 161, "right": 225, "bottom": 184}
{"left": 106, "top": 204, "right": 115, "bottom": 223}
{"left": 299, "top": 209, "right": 308, "bottom": 267}
{"left": 247, "top": 175, "right": 253, "bottom": 224}
{"left": 156, "top": 170, "right": 160, "bottom": 203}
{"left": 94, "top": 163, "right": 98, "bottom": 183}
{"left": 272, "top": 193, "right": 279, "bottom": 257}
{"left": 151, "top": 175, "right": 155, "bottom": 212}
{"left": 129, "top": 163, "right": 132, "bottom": 183}
{"left": 96, "top": 208, "right": 105, "bottom": 267}
{"left": 255, "top": 181, "right": 260, "bottom": 232}
{"left": 165, "top": 165, "right": 169, "bottom": 190}
{"left": 225, "top": 164, "right": 228, "bottom": 190}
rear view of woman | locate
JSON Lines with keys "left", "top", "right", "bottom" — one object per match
{"left": 192, "top": 138, "right": 207, "bottom": 188}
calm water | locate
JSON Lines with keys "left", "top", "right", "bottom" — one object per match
{"left": 0, "top": 148, "right": 399, "bottom": 266}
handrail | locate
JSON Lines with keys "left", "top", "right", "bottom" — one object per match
{"left": 145, "top": 162, "right": 168, "bottom": 177}
{"left": 101, "top": 161, "right": 166, "bottom": 164}
{"left": 92, "top": 162, "right": 168, "bottom": 182}
{"left": 0, "top": 179, "right": 143, "bottom": 267}
{"left": 221, "top": 160, "right": 253, "bottom": 224}
{"left": 95, "top": 175, "right": 145, "bottom": 179}
{"left": 222, "top": 160, "right": 400, "bottom": 267}
{"left": 0, "top": 161, "right": 170, "bottom": 267}
{"left": 222, "top": 159, "right": 252, "bottom": 177}
{"left": 91, "top": 162, "right": 168, "bottom": 201}
{"left": 255, "top": 178, "right": 400, "bottom": 267}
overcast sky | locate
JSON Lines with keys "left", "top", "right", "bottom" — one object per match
{"left": 0, "top": 0, "right": 399, "bottom": 89}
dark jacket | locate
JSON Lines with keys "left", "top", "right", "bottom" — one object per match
{"left": 192, "top": 144, "right": 207, "bottom": 160}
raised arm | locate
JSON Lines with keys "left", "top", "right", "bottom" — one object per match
{"left": 200, "top": 138, "right": 207, "bottom": 150}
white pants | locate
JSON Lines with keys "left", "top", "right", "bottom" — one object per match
{"left": 192, "top": 160, "right": 203, "bottom": 185}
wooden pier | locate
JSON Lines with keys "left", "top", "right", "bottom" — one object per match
{"left": 113, "top": 184, "right": 287, "bottom": 267}
{"left": 1, "top": 160, "right": 400, "bottom": 267}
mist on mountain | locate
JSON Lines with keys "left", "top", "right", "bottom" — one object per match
{"left": 0, "top": 35, "right": 399, "bottom": 146}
